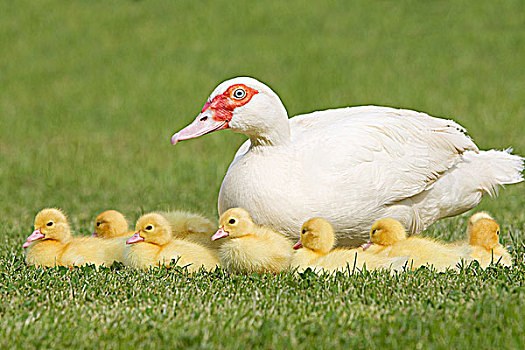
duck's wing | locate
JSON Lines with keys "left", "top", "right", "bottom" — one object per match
{"left": 289, "top": 105, "right": 478, "bottom": 204}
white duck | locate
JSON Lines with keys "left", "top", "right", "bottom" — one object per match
{"left": 171, "top": 77, "right": 524, "bottom": 246}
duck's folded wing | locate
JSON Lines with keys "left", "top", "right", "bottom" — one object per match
{"left": 289, "top": 105, "right": 479, "bottom": 204}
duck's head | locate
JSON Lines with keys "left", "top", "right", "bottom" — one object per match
{"left": 469, "top": 218, "right": 500, "bottom": 250}
{"left": 294, "top": 218, "right": 335, "bottom": 254}
{"left": 23, "top": 208, "right": 71, "bottom": 248}
{"left": 93, "top": 210, "right": 129, "bottom": 238}
{"left": 127, "top": 213, "right": 172, "bottom": 246}
{"left": 212, "top": 208, "right": 255, "bottom": 241}
{"left": 171, "top": 77, "right": 289, "bottom": 146}
{"left": 365, "top": 218, "right": 407, "bottom": 248}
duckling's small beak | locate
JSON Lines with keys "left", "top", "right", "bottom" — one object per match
{"left": 293, "top": 240, "right": 303, "bottom": 250}
{"left": 171, "top": 111, "right": 229, "bottom": 145}
{"left": 362, "top": 241, "right": 373, "bottom": 250}
{"left": 23, "top": 228, "right": 45, "bottom": 248}
{"left": 211, "top": 227, "right": 229, "bottom": 241}
{"left": 126, "top": 232, "right": 145, "bottom": 244}
{"left": 91, "top": 232, "right": 98, "bottom": 237}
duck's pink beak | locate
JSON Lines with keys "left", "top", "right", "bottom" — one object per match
{"left": 23, "top": 228, "right": 45, "bottom": 248}
{"left": 171, "top": 111, "right": 229, "bottom": 145}
{"left": 362, "top": 241, "right": 373, "bottom": 251}
{"left": 126, "top": 232, "right": 145, "bottom": 244}
{"left": 293, "top": 240, "right": 303, "bottom": 250}
{"left": 91, "top": 232, "right": 98, "bottom": 237}
{"left": 211, "top": 227, "right": 229, "bottom": 241}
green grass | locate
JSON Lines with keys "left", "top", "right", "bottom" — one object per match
{"left": 0, "top": 0, "right": 524, "bottom": 348}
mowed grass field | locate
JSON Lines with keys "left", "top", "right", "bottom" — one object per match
{"left": 1, "top": 0, "right": 524, "bottom": 348}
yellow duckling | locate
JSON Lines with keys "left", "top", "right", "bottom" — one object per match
{"left": 364, "top": 217, "right": 471, "bottom": 271}
{"left": 292, "top": 218, "right": 408, "bottom": 273}
{"left": 467, "top": 212, "right": 512, "bottom": 267}
{"left": 160, "top": 210, "right": 220, "bottom": 251}
{"left": 91, "top": 210, "right": 132, "bottom": 263}
{"left": 213, "top": 208, "right": 293, "bottom": 273}
{"left": 124, "top": 213, "right": 219, "bottom": 272}
{"left": 92, "top": 210, "right": 131, "bottom": 238}
{"left": 290, "top": 218, "right": 335, "bottom": 270}
{"left": 23, "top": 208, "right": 111, "bottom": 267}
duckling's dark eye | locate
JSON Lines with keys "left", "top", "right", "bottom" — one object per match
{"left": 229, "top": 219, "right": 236, "bottom": 224}
{"left": 96, "top": 222, "right": 101, "bottom": 227}
{"left": 46, "top": 221, "right": 54, "bottom": 227}
{"left": 232, "top": 88, "right": 246, "bottom": 100}
{"left": 145, "top": 225, "right": 154, "bottom": 231}
{"left": 496, "top": 230, "right": 500, "bottom": 235}
{"left": 302, "top": 228, "right": 306, "bottom": 234}
{"left": 372, "top": 229, "right": 377, "bottom": 235}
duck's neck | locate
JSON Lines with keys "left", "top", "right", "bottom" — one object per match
{"left": 233, "top": 96, "right": 291, "bottom": 147}
{"left": 248, "top": 121, "right": 291, "bottom": 147}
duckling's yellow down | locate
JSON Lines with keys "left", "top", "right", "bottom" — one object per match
{"left": 124, "top": 213, "right": 219, "bottom": 272}
{"left": 24, "top": 208, "right": 117, "bottom": 267}
{"left": 365, "top": 217, "right": 471, "bottom": 271}
{"left": 160, "top": 210, "right": 220, "bottom": 252}
{"left": 292, "top": 218, "right": 408, "bottom": 273}
{"left": 467, "top": 212, "right": 512, "bottom": 267}
{"left": 213, "top": 208, "right": 293, "bottom": 273}
{"left": 92, "top": 210, "right": 134, "bottom": 263}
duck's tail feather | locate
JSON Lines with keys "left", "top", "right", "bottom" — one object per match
{"left": 460, "top": 149, "right": 524, "bottom": 197}
{"left": 389, "top": 149, "right": 523, "bottom": 234}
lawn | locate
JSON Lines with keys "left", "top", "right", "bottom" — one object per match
{"left": 0, "top": 0, "right": 524, "bottom": 348}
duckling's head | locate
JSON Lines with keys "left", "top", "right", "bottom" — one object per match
{"left": 23, "top": 208, "right": 71, "bottom": 248}
{"left": 369, "top": 218, "right": 407, "bottom": 246}
{"left": 127, "top": 213, "right": 172, "bottom": 246}
{"left": 212, "top": 208, "right": 255, "bottom": 240}
{"left": 293, "top": 217, "right": 335, "bottom": 254}
{"left": 93, "top": 210, "right": 129, "bottom": 238}
{"left": 468, "top": 211, "right": 494, "bottom": 225}
{"left": 469, "top": 218, "right": 500, "bottom": 250}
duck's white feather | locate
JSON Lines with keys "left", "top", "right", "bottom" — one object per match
{"left": 171, "top": 77, "right": 523, "bottom": 246}
{"left": 220, "top": 105, "right": 523, "bottom": 246}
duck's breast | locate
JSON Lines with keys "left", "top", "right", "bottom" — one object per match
{"left": 218, "top": 145, "right": 311, "bottom": 236}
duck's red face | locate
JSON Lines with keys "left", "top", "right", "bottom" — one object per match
{"left": 171, "top": 84, "right": 258, "bottom": 145}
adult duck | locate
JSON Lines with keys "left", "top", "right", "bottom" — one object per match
{"left": 171, "top": 77, "right": 523, "bottom": 246}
